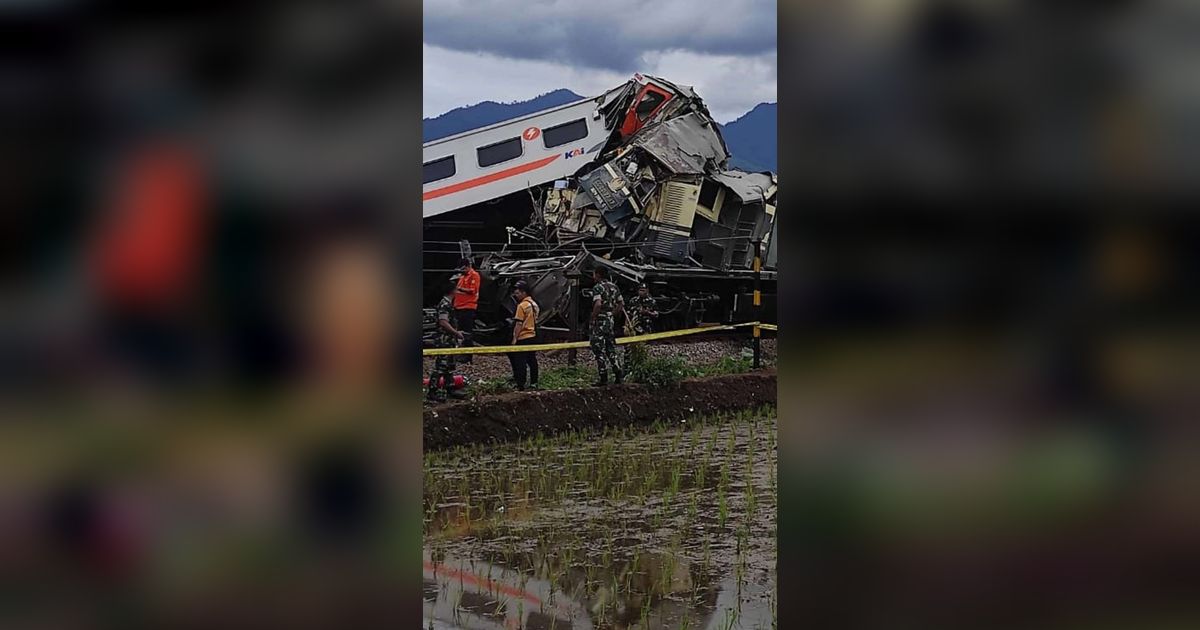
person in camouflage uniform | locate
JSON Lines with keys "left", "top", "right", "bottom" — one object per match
{"left": 627, "top": 283, "right": 658, "bottom": 335}
{"left": 427, "top": 278, "right": 464, "bottom": 403}
{"left": 589, "top": 266, "right": 628, "bottom": 386}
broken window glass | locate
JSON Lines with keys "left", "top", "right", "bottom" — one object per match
{"left": 422, "top": 156, "right": 455, "bottom": 184}
{"left": 635, "top": 90, "right": 667, "bottom": 120}
{"left": 698, "top": 180, "right": 720, "bottom": 209}
{"left": 477, "top": 137, "right": 522, "bottom": 167}
{"left": 542, "top": 118, "right": 588, "bottom": 148}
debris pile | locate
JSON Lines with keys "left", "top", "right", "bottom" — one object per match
{"left": 423, "top": 75, "right": 778, "bottom": 342}
{"left": 528, "top": 75, "right": 778, "bottom": 271}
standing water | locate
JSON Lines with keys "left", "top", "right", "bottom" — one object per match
{"left": 424, "top": 407, "right": 777, "bottom": 629}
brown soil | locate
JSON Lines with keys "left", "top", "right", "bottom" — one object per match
{"left": 423, "top": 369, "right": 776, "bottom": 450}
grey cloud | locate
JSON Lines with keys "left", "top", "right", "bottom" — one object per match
{"left": 423, "top": 0, "right": 776, "bottom": 72}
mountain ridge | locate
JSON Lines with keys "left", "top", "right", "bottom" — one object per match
{"left": 423, "top": 89, "right": 584, "bottom": 143}
{"left": 424, "top": 90, "right": 776, "bottom": 172}
{"left": 717, "top": 102, "right": 777, "bottom": 172}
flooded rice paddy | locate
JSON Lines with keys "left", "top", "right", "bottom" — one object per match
{"left": 423, "top": 407, "right": 777, "bottom": 630}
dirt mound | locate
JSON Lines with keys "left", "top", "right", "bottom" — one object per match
{"left": 424, "top": 370, "right": 776, "bottom": 450}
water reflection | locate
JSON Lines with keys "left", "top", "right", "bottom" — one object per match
{"left": 423, "top": 412, "right": 778, "bottom": 629}
{"left": 423, "top": 551, "right": 774, "bottom": 630}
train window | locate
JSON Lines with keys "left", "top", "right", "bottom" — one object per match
{"left": 635, "top": 89, "right": 668, "bottom": 120}
{"left": 542, "top": 118, "right": 588, "bottom": 149}
{"left": 423, "top": 156, "right": 455, "bottom": 184}
{"left": 477, "top": 137, "right": 523, "bottom": 167}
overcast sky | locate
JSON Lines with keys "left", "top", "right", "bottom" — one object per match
{"left": 422, "top": 0, "right": 777, "bottom": 124}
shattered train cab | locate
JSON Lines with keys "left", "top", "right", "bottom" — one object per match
{"left": 422, "top": 74, "right": 777, "bottom": 344}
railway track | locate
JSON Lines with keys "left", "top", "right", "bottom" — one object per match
{"left": 423, "top": 320, "right": 775, "bottom": 350}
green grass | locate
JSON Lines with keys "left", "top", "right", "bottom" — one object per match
{"left": 627, "top": 355, "right": 695, "bottom": 387}
{"left": 704, "top": 355, "right": 754, "bottom": 376}
{"left": 627, "top": 350, "right": 756, "bottom": 386}
{"left": 466, "top": 365, "right": 598, "bottom": 396}
{"left": 463, "top": 345, "right": 758, "bottom": 397}
{"left": 538, "top": 365, "right": 596, "bottom": 389}
{"left": 468, "top": 377, "right": 514, "bottom": 396}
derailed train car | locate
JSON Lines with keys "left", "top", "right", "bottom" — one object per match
{"left": 422, "top": 74, "right": 776, "bottom": 344}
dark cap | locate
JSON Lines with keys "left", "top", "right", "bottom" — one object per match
{"left": 513, "top": 280, "right": 530, "bottom": 293}
{"left": 458, "top": 257, "right": 472, "bottom": 268}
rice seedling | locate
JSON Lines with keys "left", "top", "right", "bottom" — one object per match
{"left": 669, "top": 463, "right": 683, "bottom": 497}
{"left": 660, "top": 556, "right": 676, "bottom": 594}
{"left": 720, "top": 608, "right": 738, "bottom": 630}
{"left": 718, "top": 487, "right": 729, "bottom": 530}
{"left": 746, "top": 479, "right": 757, "bottom": 521}
{"left": 424, "top": 410, "right": 777, "bottom": 630}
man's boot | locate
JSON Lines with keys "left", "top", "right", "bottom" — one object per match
{"left": 592, "top": 373, "right": 607, "bottom": 387}
{"left": 614, "top": 368, "right": 625, "bottom": 385}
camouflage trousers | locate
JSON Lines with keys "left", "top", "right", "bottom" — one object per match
{"left": 427, "top": 341, "right": 456, "bottom": 402}
{"left": 590, "top": 314, "right": 623, "bottom": 378}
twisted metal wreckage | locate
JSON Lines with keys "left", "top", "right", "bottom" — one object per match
{"left": 423, "top": 75, "right": 777, "bottom": 344}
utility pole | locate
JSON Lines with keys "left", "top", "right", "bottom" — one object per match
{"left": 752, "top": 237, "right": 762, "bottom": 370}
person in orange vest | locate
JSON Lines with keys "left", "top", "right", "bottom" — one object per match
{"left": 507, "top": 280, "right": 540, "bottom": 390}
{"left": 452, "top": 257, "right": 480, "bottom": 362}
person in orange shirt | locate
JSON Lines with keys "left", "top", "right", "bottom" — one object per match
{"left": 452, "top": 257, "right": 481, "bottom": 362}
{"left": 507, "top": 280, "right": 540, "bottom": 390}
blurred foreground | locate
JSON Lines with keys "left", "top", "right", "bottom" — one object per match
{"left": 2, "top": 4, "right": 424, "bottom": 627}
{"left": 778, "top": 1, "right": 1200, "bottom": 625}
{"left": 781, "top": 215, "right": 1200, "bottom": 628}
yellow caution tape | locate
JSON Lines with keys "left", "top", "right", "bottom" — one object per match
{"left": 423, "top": 321, "right": 774, "bottom": 356}
{"left": 616, "top": 324, "right": 738, "bottom": 344}
{"left": 424, "top": 339, "right": 589, "bottom": 356}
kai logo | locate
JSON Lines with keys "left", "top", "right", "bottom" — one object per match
{"left": 563, "top": 147, "right": 585, "bottom": 159}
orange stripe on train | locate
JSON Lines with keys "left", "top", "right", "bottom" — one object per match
{"left": 423, "top": 154, "right": 561, "bottom": 201}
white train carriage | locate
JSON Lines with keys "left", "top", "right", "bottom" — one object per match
{"left": 422, "top": 74, "right": 683, "bottom": 218}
